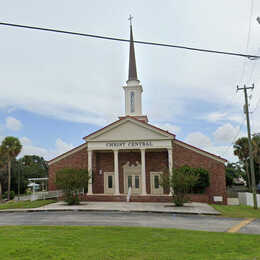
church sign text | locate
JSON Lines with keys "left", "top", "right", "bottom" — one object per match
{"left": 106, "top": 141, "right": 153, "bottom": 149}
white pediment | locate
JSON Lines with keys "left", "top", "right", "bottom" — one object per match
{"left": 85, "top": 118, "right": 174, "bottom": 142}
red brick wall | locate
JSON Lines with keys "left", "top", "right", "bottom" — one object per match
{"left": 48, "top": 148, "right": 88, "bottom": 190}
{"left": 146, "top": 151, "right": 169, "bottom": 194}
{"left": 173, "top": 142, "right": 227, "bottom": 204}
{"left": 94, "top": 152, "right": 113, "bottom": 193}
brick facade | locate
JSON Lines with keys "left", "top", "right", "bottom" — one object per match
{"left": 48, "top": 141, "right": 227, "bottom": 204}
{"left": 173, "top": 142, "right": 227, "bottom": 204}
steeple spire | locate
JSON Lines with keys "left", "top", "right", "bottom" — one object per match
{"left": 128, "top": 15, "right": 139, "bottom": 82}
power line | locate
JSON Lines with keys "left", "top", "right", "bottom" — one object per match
{"left": 0, "top": 22, "right": 259, "bottom": 59}
{"left": 238, "top": 0, "right": 255, "bottom": 85}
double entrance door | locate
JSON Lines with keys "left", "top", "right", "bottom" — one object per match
{"left": 125, "top": 173, "right": 141, "bottom": 194}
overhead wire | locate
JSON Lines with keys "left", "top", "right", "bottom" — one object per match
{"left": 0, "top": 22, "right": 259, "bottom": 59}
{"left": 239, "top": 0, "right": 255, "bottom": 85}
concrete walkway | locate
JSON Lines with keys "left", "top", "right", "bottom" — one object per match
{"left": 0, "top": 201, "right": 220, "bottom": 215}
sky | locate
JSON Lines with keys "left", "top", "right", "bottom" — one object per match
{"left": 1, "top": 0, "right": 260, "bottom": 162}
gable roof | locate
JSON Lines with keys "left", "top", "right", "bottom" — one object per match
{"left": 83, "top": 116, "right": 175, "bottom": 141}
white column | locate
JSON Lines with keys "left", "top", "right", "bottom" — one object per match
{"left": 168, "top": 148, "right": 173, "bottom": 195}
{"left": 113, "top": 150, "right": 120, "bottom": 195}
{"left": 88, "top": 150, "right": 93, "bottom": 195}
{"left": 141, "top": 149, "right": 147, "bottom": 195}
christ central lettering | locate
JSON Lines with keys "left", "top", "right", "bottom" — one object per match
{"left": 106, "top": 141, "right": 153, "bottom": 148}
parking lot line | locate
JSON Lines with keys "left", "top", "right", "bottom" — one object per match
{"left": 227, "top": 218, "right": 255, "bottom": 233}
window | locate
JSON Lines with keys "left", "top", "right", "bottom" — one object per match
{"left": 135, "top": 176, "right": 139, "bottom": 189}
{"left": 130, "top": 91, "right": 135, "bottom": 113}
{"left": 108, "top": 175, "right": 113, "bottom": 189}
{"left": 128, "top": 176, "right": 132, "bottom": 188}
{"left": 154, "top": 175, "right": 159, "bottom": 189}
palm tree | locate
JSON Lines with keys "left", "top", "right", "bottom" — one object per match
{"left": 252, "top": 136, "right": 260, "bottom": 164}
{"left": 233, "top": 137, "right": 250, "bottom": 189}
{"left": 0, "top": 148, "right": 8, "bottom": 201}
{"left": 252, "top": 135, "right": 260, "bottom": 184}
{"left": 1, "top": 137, "right": 22, "bottom": 200}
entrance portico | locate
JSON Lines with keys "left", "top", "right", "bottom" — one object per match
{"left": 84, "top": 116, "right": 175, "bottom": 197}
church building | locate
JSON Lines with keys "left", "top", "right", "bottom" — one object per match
{"left": 48, "top": 24, "right": 227, "bottom": 204}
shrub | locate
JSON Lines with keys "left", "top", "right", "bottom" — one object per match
{"left": 55, "top": 168, "right": 90, "bottom": 205}
{"left": 192, "top": 168, "right": 210, "bottom": 193}
{"left": 161, "top": 166, "right": 198, "bottom": 206}
{"left": 3, "top": 190, "right": 15, "bottom": 200}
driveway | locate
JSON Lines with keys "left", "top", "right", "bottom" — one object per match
{"left": 0, "top": 211, "right": 252, "bottom": 233}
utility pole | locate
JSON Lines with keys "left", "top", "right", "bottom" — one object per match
{"left": 237, "top": 84, "right": 258, "bottom": 209}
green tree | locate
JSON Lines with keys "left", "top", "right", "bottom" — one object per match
{"left": 162, "top": 166, "right": 198, "bottom": 206}
{"left": 191, "top": 167, "right": 210, "bottom": 193}
{"left": 55, "top": 168, "right": 90, "bottom": 205}
{"left": 225, "top": 163, "right": 244, "bottom": 187}
{"left": 13, "top": 155, "right": 48, "bottom": 195}
{"left": 1, "top": 137, "right": 22, "bottom": 200}
{"left": 234, "top": 137, "right": 250, "bottom": 188}
{"left": 234, "top": 136, "right": 260, "bottom": 189}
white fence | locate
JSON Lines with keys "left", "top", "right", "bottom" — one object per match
{"left": 238, "top": 192, "right": 260, "bottom": 208}
{"left": 14, "top": 190, "right": 62, "bottom": 202}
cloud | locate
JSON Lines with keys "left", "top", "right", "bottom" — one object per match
{"left": 20, "top": 137, "right": 75, "bottom": 160}
{"left": 53, "top": 138, "right": 74, "bottom": 156}
{"left": 213, "top": 123, "right": 240, "bottom": 143}
{"left": 7, "top": 107, "right": 16, "bottom": 114}
{"left": 184, "top": 131, "right": 238, "bottom": 162}
{"left": 185, "top": 132, "right": 212, "bottom": 149}
{"left": 5, "top": 117, "right": 22, "bottom": 131}
{"left": 204, "top": 112, "right": 227, "bottom": 123}
{"left": 154, "top": 122, "right": 181, "bottom": 134}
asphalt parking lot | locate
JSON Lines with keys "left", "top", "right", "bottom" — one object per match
{"left": 0, "top": 211, "right": 257, "bottom": 233}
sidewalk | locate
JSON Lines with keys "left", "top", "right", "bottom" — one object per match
{"left": 0, "top": 201, "right": 221, "bottom": 215}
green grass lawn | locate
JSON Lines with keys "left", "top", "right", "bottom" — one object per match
{"left": 0, "top": 200, "right": 56, "bottom": 210}
{"left": 0, "top": 226, "right": 259, "bottom": 260}
{"left": 212, "top": 204, "right": 260, "bottom": 218}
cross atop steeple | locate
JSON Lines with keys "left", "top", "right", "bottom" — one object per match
{"left": 128, "top": 14, "right": 133, "bottom": 26}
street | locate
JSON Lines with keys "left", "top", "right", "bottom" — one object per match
{"left": 0, "top": 211, "right": 259, "bottom": 234}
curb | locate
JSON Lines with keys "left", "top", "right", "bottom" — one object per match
{"left": 0, "top": 208, "right": 221, "bottom": 216}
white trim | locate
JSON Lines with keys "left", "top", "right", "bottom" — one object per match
{"left": 88, "top": 150, "right": 93, "bottom": 195}
{"left": 113, "top": 150, "right": 120, "bottom": 195}
{"left": 141, "top": 149, "right": 147, "bottom": 195}
{"left": 150, "top": 172, "right": 164, "bottom": 195}
{"left": 174, "top": 140, "right": 226, "bottom": 164}
{"left": 104, "top": 172, "right": 115, "bottom": 194}
{"left": 48, "top": 143, "right": 88, "bottom": 166}
{"left": 85, "top": 117, "right": 174, "bottom": 141}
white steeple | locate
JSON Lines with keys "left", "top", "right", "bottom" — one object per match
{"left": 122, "top": 17, "right": 148, "bottom": 123}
